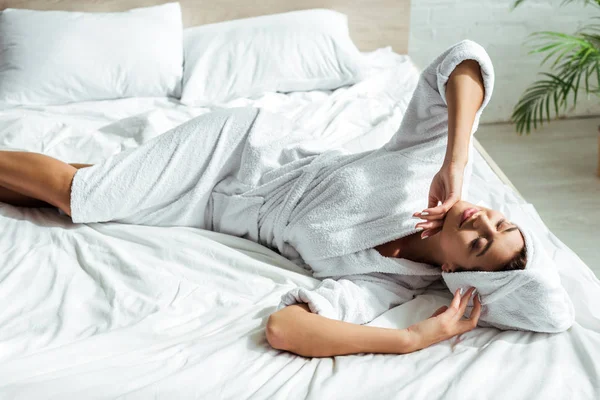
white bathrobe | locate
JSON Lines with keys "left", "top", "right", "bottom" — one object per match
{"left": 71, "top": 40, "right": 495, "bottom": 326}
{"left": 275, "top": 39, "right": 496, "bottom": 324}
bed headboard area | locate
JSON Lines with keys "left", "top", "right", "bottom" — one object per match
{"left": 0, "top": 0, "right": 411, "bottom": 53}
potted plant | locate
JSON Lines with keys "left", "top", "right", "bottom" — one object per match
{"left": 510, "top": 0, "right": 600, "bottom": 176}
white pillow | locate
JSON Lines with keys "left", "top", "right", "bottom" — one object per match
{"left": 181, "top": 9, "right": 366, "bottom": 105}
{"left": 0, "top": 3, "right": 183, "bottom": 107}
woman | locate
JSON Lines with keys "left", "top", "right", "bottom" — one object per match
{"left": 0, "top": 41, "right": 550, "bottom": 357}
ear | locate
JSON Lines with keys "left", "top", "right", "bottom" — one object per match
{"left": 441, "top": 263, "right": 453, "bottom": 273}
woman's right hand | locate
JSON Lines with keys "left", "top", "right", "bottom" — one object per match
{"left": 413, "top": 161, "right": 466, "bottom": 239}
{"left": 406, "top": 287, "right": 481, "bottom": 351}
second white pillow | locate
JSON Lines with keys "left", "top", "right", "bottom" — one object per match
{"left": 181, "top": 9, "right": 366, "bottom": 105}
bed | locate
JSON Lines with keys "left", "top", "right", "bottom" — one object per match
{"left": 0, "top": 1, "right": 599, "bottom": 399}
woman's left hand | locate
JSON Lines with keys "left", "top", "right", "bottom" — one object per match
{"left": 413, "top": 161, "right": 465, "bottom": 238}
{"left": 406, "top": 287, "right": 481, "bottom": 352}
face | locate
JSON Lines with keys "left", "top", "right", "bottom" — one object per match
{"left": 438, "top": 200, "right": 524, "bottom": 273}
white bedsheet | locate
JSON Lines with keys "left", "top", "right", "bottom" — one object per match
{"left": 0, "top": 48, "right": 598, "bottom": 399}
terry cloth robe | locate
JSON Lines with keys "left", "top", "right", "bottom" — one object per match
{"left": 70, "top": 40, "right": 494, "bottom": 326}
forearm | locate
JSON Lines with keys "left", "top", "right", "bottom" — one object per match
{"left": 444, "top": 59, "right": 485, "bottom": 166}
{"left": 70, "top": 163, "right": 93, "bottom": 170}
{"left": 266, "top": 304, "right": 417, "bottom": 357}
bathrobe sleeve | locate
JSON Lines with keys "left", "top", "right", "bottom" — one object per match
{"left": 276, "top": 273, "right": 422, "bottom": 325}
{"left": 383, "top": 39, "right": 495, "bottom": 152}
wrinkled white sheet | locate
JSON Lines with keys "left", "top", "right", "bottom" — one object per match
{"left": 0, "top": 48, "right": 598, "bottom": 399}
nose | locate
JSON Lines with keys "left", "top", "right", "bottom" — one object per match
{"left": 473, "top": 212, "right": 495, "bottom": 235}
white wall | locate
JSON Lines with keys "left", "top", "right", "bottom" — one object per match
{"left": 409, "top": 0, "right": 600, "bottom": 124}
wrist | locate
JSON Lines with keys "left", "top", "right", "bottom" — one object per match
{"left": 443, "top": 156, "right": 468, "bottom": 169}
{"left": 401, "top": 326, "right": 424, "bottom": 354}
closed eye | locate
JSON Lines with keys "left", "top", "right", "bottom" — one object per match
{"left": 497, "top": 219, "right": 518, "bottom": 233}
{"left": 470, "top": 237, "right": 482, "bottom": 251}
{"left": 469, "top": 220, "right": 516, "bottom": 254}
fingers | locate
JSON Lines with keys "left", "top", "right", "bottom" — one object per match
{"left": 430, "top": 306, "right": 448, "bottom": 318}
{"left": 448, "top": 288, "right": 463, "bottom": 315}
{"left": 413, "top": 195, "right": 460, "bottom": 222}
{"left": 459, "top": 288, "right": 482, "bottom": 333}
{"left": 428, "top": 195, "right": 440, "bottom": 210}
{"left": 448, "top": 287, "right": 475, "bottom": 317}
{"left": 466, "top": 291, "right": 482, "bottom": 326}
{"left": 440, "top": 288, "right": 481, "bottom": 337}
{"left": 413, "top": 210, "right": 445, "bottom": 221}
{"left": 421, "top": 196, "right": 459, "bottom": 217}
{"left": 413, "top": 210, "right": 446, "bottom": 222}
{"left": 459, "top": 288, "right": 476, "bottom": 312}
{"left": 421, "top": 227, "right": 442, "bottom": 240}
{"left": 414, "top": 219, "right": 443, "bottom": 231}
{"left": 470, "top": 293, "right": 482, "bottom": 319}
{"left": 413, "top": 215, "right": 444, "bottom": 239}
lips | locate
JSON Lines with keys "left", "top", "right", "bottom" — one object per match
{"left": 460, "top": 208, "right": 479, "bottom": 228}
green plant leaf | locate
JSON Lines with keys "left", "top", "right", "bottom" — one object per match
{"left": 513, "top": 21, "right": 600, "bottom": 134}
{"left": 573, "top": 71, "right": 581, "bottom": 105}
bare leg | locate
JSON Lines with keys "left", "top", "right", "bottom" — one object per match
{"left": 0, "top": 152, "right": 92, "bottom": 216}
{"left": 0, "top": 163, "right": 92, "bottom": 209}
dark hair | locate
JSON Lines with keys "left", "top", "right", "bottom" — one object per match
{"left": 501, "top": 245, "right": 527, "bottom": 271}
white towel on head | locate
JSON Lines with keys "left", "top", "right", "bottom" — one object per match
{"left": 442, "top": 224, "right": 575, "bottom": 333}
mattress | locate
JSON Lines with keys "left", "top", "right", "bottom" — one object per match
{"left": 0, "top": 48, "right": 598, "bottom": 399}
